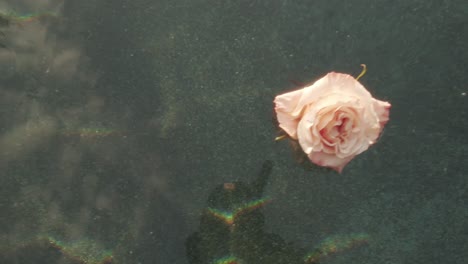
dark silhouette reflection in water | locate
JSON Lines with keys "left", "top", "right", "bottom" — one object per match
{"left": 186, "top": 161, "right": 310, "bottom": 264}
{"left": 186, "top": 161, "right": 369, "bottom": 264}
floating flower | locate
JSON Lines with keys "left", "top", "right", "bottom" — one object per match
{"left": 274, "top": 65, "right": 391, "bottom": 173}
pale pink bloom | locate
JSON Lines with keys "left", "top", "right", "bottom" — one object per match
{"left": 274, "top": 72, "right": 391, "bottom": 173}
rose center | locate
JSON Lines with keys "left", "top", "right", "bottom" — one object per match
{"left": 320, "top": 111, "right": 354, "bottom": 145}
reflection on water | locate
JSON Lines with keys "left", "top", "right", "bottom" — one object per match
{"left": 0, "top": 158, "right": 367, "bottom": 263}
{"left": 0, "top": 236, "right": 113, "bottom": 264}
{"left": 0, "top": 10, "right": 59, "bottom": 25}
{"left": 304, "top": 234, "right": 369, "bottom": 263}
{"left": 186, "top": 161, "right": 368, "bottom": 264}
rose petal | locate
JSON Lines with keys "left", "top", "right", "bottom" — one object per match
{"left": 274, "top": 89, "right": 305, "bottom": 139}
{"left": 296, "top": 96, "right": 362, "bottom": 154}
{"left": 308, "top": 151, "right": 355, "bottom": 173}
{"left": 372, "top": 99, "right": 391, "bottom": 126}
{"left": 297, "top": 73, "right": 374, "bottom": 109}
{"left": 274, "top": 72, "right": 374, "bottom": 139}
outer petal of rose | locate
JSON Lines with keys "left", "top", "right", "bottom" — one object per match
{"left": 296, "top": 72, "right": 374, "bottom": 109}
{"left": 308, "top": 151, "right": 355, "bottom": 173}
{"left": 372, "top": 99, "right": 391, "bottom": 126}
{"left": 274, "top": 89, "right": 305, "bottom": 138}
{"left": 274, "top": 72, "right": 374, "bottom": 138}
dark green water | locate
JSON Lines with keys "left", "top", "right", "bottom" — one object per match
{"left": 0, "top": 0, "right": 467, "bottom": 263}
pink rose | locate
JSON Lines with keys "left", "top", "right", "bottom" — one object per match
{"left": 274, "top": 71, "right": 391, "bottom": 173}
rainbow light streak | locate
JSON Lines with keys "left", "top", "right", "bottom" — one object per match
{"left": 207, "top": 208, "right": 235, "bottom": 225}
{"left": 207, "top": 197, "right": 271, "bottom": 226}
{"left": 0, "top": 10, "right": 59, "bottom": 25}
{"left": 304, "top": 233, "right": 369, "bottom": 263}
{"left": 213, "top": 255, "right": 239, "bottom": 264}
{"left": 40, "top": 236, "right": 114, "bottom": 264}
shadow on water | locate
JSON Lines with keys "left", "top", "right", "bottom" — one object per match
{"left": 186, "top": 161, "right": 366, "bottom": 264}
{"left": 186, "top": 160, "right": 309, "bottom": 264}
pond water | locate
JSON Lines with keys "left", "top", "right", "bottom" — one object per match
{"left": 0, "top": 0, "right": 467, "bottom": 263}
